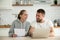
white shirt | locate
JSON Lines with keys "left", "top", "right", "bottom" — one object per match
{"left": 31, "top": 19, "right": 54, "bottom": 29}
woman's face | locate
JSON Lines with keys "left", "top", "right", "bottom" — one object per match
{"left": 20, "top": 11, "right": 28, "bottom": 21}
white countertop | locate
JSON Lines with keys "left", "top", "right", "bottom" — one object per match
{"left": 0, "top": 28, "right": 60, "bottom": 40}
{"left": 0, "top": 36, "right": 60, "bottom": 40}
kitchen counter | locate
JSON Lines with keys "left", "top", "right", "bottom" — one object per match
{"left": 0, "top": 36, "right": 60, "bottom": 40}
{"left": 0, "top": 28, "right": 60, "bottom": 36}
{"left": 0, "top": 28, "right": 60, "bottom": 40}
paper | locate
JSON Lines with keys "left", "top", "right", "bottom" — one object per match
{"left": 14, "top": 29, "right": 25, "bottom": 37}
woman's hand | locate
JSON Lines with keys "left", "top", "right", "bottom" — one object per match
{"left": 12, "top": 34, "right": 17, "bottom": 37}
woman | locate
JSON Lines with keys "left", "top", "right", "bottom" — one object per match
{"left": 9, "top": 10, "right": 30, "bottom": 37}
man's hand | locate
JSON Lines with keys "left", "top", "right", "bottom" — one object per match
{"left": 29, "top": 27, "right": 35, "bottom": 34}
{"left": 49, "top": 27, "right": 55, "bottom": 37}
{"left": 49, "top": 32, "right": 55, "bottom": 37}
{"left": 12, "top": 34, "right": 17, "bottom": 37}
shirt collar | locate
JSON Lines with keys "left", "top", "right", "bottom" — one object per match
{"left": 17, "top": 19, "right": 26, "bottom": 24}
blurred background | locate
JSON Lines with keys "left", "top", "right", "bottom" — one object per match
{"left": 0, "top": 0, "right": 60, "bottom": 36}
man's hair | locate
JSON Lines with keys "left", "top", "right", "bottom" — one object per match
{"left": 18, "top": 10, "right": 26, "bottom": 19}
{"left": 37, "top": 9, "right": 45, "bottom": 14}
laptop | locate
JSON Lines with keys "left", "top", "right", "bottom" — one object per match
{"left": 32, "top": 28, "right": 50, "bottom": 38}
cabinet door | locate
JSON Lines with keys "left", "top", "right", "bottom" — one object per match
{"left": 54, "top": 28, "right": 60, "bottom": 36}
{"left": 0, "top": 28, "right": 10, "bottom": 36}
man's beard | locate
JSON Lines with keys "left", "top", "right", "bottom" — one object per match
{"left": 36, "top": 19, "right": 42, "bottom": 23}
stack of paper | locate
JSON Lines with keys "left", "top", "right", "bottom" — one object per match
{"left": 14, "top": 29, "right": 25, "bottom": 37}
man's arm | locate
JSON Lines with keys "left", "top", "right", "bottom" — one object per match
{"left": 49, "top": 27, "right": 55, "bottom": 37}
{"left": 29, "top": 26, "right": 35, "bottom": 34}
{"left": 28, "top": 26, "right": 35, "bottom": 37}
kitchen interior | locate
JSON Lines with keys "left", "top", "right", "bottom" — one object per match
{"left": 0, "top": 0, "right": 60, "bottom": 40}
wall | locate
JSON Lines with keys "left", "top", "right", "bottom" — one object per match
{"left": 0, "top": 4, "right": 60, "bottom": 25}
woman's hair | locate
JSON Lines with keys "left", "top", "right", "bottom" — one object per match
{"left": 18, "top": 10, "right": 26, "bottom": 19}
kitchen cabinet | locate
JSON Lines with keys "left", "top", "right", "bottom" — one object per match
{"left": 0, "top": 28, "right": 10, "bottom": 36}
{"left": 54, "top": 28, "right": 60, "bottom": 36}
{"left": 0, "top": 0, "right": 12, "bottom": 9}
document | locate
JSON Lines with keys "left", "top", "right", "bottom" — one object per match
{"left": 14, "top": 29, "right": 25, "bottom": 37}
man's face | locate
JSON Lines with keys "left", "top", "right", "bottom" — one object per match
{"left": 20, "top": 11, "right": 28, "bottom": 21}
{"left": 36, "top": 12, "right": 45, "bottom": 22}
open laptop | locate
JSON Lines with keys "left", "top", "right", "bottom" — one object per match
{"left": 32, "top": 28, "right": 50, "bottom": 38}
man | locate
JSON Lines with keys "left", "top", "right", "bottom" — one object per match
{"left": 29, "top": 9, "right": 54, "bottom": 37}
{"left": 9, "top": 10, "right": 30, "bottom": 37}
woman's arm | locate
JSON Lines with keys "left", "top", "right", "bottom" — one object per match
{"left": 9, "top": 22, "right": 15, "bottom": 37}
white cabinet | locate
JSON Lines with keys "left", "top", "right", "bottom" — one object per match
{"left": 0, "top": 0, "right": 12, "bottom": 9}
{"left": 0, "top": 28, "right": 10, "bottom": 36}
{"left": 54, "top": 28, "right": 60, "bottom": 36}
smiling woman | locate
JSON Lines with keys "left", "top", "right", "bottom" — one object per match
{"left": 9, "top": 10, "right": 30, "bottom": 37}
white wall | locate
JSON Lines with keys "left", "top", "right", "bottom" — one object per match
{"left": 0, "top": 4, "right": 60, "bottom": 25}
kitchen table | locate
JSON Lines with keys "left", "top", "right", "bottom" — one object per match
{"left": 0, "top": 36, "right": 60, "bottom": 40}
